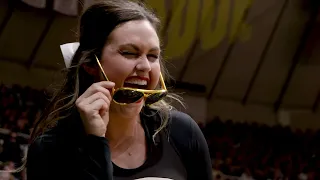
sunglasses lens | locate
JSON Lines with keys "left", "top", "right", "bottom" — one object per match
{"left": 145, "top": 92, "right": 168, "bottom": 105}
{"left": 113, "top": 89, "right": 144, "bottom": 104}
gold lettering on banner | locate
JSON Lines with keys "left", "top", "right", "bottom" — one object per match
{"left": 144, "top": 0, "right": 253, "bottom": 59}
{"left": 230, "top": 0, "right": 252, "bottom": 42}
{"left": 146, "top": 0, "right": 167, "bottom": 34}
{"left": 200, "top": 0, "right": 230, "bottom": 50}
{"left": 164, "top": 0, "right": 199, "bottom": 58}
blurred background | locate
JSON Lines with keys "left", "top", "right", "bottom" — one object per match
{"left": 1, "top": 0, "right": 320, "bottom": 179}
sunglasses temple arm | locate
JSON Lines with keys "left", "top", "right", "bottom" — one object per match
{"left": 160, "top": 73, "right": 167, "bottom": 90}
{"left": 96, "top": 55, "right": 166, "bottom": 93}
{"left": 94, "top": 55, "right": 109, "bottom": 81}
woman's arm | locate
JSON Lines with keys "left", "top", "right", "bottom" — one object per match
{"left": 27, "top": 133, "right": 113, "bottom": 180}
{"left": 27, "top": 81, "right": 115, "bottom": 180}
{"left": 187, "top": 116, "right": 213, "bottom": 180}
{"left": 169, "top": 111, "right": 213, "bottom": 180}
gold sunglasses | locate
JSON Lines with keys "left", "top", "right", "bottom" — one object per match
{"left": 94, "top": 55, "right": 168, "bottom": 105}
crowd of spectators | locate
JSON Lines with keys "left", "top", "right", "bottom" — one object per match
{"left": 201, "top": 118, "right": 320, "bottom": 180}
{"left": 0, "top": 83, "right": 320, "bottom": 180}
{"left": 0, "top": 84, "right": 45, "bottom": 135}
{"left": 0, "top": 84, "right": 46, "bottom": 179}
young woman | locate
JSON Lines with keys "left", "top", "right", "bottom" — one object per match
{"left": 26, "top": 0, "right": 213, "bottom": 179}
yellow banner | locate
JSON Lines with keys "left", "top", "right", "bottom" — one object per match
{"left": 145, "top": 0, "right": 253, "bottom": 59}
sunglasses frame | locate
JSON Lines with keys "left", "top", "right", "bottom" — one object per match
{"left": 94, "top": 55, "right": 168, "bottom": 105}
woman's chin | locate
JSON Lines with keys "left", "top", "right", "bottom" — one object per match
{"left": 113, "top": 99, "right": 144, "bottom": 115}
{"left": 126, "top": 99, "right": 144, "bottom": 108}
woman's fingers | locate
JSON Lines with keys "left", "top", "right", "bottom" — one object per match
{"left": 78, "top": 81, "right": 114, "bottom": 101}
{"left": 82, "top": 92, "right": 110, "bottom": 105}
{"left": 89, "top": 98, "right": 110, "bottom": 112}
{"left": 75, "top": 81, "right": 115, "bottom": 137}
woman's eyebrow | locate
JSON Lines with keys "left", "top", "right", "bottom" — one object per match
{"left": 119, "top": 43, "right": 160, "bottom": 52}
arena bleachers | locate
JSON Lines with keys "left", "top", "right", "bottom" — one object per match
{"left": 0, "top": 83, "right": 319, "bottom": 180}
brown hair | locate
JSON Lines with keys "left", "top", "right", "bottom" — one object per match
{"left": 31, "top": 0, "right": 182, "bottom": 143}
{"left": 3, "top": 0, "right": 185, "bottom": 174}
{"left": 4, "top": 1, "right": 185, "bottom": 174}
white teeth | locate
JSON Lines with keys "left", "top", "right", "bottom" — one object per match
{"left": 124, "top": 79, "right": 147, "bottom": 85}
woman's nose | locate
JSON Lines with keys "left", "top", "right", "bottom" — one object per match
{"left": 136, "top": 56, "right": 151, "bottom": 72}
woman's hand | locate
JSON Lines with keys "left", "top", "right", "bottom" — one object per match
{"left": 76, "top": 81, "right": 115, "bottom": 137}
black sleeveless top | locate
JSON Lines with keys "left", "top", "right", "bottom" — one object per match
{"left": 26, "top": 108, "right": 213, "bottom": 180}
{"left": 113, "top": 108, "right": 186, "bottom": 179}
{"left": 113, "top": 132, "right": 187, "bottom": 180}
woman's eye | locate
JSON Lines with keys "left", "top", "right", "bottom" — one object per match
{"left": 122, "top": 51, "right": 135, "bottom": 55}
{"left": 147, "top": 54, "right": 159, "bottom": 61}
{"left": 120, "top": 51, "right": 138, "bottom": 58}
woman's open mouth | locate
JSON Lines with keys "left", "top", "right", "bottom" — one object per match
{"left": 124, "top": 76, "right": 149, "bottom": 89}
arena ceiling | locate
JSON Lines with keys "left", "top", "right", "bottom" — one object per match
{"left": 0, "top": 0, "right": 320, "bottom": 117}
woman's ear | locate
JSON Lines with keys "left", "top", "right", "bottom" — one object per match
{"left": 82, "top": 64, "right": 99, "bottom": 77}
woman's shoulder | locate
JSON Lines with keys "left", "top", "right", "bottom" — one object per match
{"left": 26, "top": 128, "right": 61, "bottom": 172}
{"left": 144, "top": 108, "right": 198, "bottom": 133}
{"left": 28, "top": 119, "right": 85, "bottom": 153}
{"left": 169, "top": 110, "right": 194, "bottom": 123}
{"left": 144, "top": 107, "right": 199, "bottom": 134}
{"left": 168, "top": 110, "right": 199, "bottom": 134}
{"left": 28, "top": 128, "right": 60, "bottom": 155}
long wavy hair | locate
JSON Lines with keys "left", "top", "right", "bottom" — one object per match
{"left": 0, "top": 0, "right": 185, "bottom": 174}
{"left": 30, "top": 0, "right": 183, "bottom": 143}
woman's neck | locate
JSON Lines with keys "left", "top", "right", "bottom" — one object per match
{"left": 106, "top": 111, "right": 141, "bottom": 144}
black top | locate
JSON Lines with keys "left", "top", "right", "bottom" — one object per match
{"left": 26, "top": 107, "right": 213, "bottom": 180}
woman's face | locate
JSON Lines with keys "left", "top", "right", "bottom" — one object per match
{"left": 101, "top": 19, "right": 160, "bottom": 91}
{"left": 100, "top": 20, "right": 161, "bottom": 110}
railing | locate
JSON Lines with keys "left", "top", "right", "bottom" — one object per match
{"left": 0, "top": 128, "right": 30, "bottom": 140}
